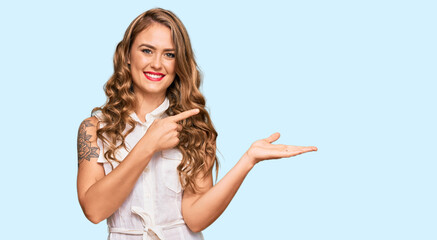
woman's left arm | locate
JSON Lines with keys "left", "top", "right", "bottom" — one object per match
{"left": 181, "top": 132, "right": 317, "bottom": 232}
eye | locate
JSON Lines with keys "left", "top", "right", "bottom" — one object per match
{"left": 142, "top": 49, "right": 152, "bottom": 54}
{"left": 165, "top": 52, "right": 175, "bottom": 58}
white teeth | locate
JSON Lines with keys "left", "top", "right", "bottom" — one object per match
{"left": 145, "top": 73, "right": 164, "bottom": 78}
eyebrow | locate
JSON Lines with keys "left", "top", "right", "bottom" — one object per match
{"left": 138, "top": 43, "right": 175, "bottom": 52}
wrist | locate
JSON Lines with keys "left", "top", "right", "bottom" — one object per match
{"left": 138, "top": 135, "right": 157, "bottom": 155}
{"left": 142, "top": 145, "right": 156, "bottom": 159}
{"left": 241, "top": 152, "right": 256, "bottom": 170}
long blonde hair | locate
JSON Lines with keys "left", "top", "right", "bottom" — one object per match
{"left": 92, "top": 8, "right": 218, "bottom": 192}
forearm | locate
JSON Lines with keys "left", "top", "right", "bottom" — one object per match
{"left": 79, "top": 146, "right": 154, "bottom": 223}
{"left": 183, "top": 153, "right": 255, "bottom": 232}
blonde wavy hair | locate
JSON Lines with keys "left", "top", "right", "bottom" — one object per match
{"left": 92, "top": 8, "right": 218, "bottom": 192}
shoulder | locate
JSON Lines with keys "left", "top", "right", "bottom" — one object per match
{"left": 78, "top": 116, "right": 100, "bottom": 141}
{"left": 80, "top": 116, "right": 100, "bottom": 127}
{"left": 79, "top": 116, "right": 100, "bottom": 129}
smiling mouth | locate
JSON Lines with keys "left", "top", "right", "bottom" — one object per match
{"left": 144, "top": 72, "right": 165, "bottom": 81}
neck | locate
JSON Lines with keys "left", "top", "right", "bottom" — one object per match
{"left": 134, "top": 92, "right": 166, "bottom": 123}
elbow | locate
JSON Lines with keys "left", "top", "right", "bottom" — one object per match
{"left": 191, "top": 228, "right": 203, "bottom": 233}
{"left": 87, "top": 214, "right": 105, "bottom": 224}
{"left": 186, "top": 223, "right": 203, "bottom": 233}
{"left": 83, "top": 206, "right": 106, "bottom": 224}
{"left": 80, "top": 202, "right": 106, "bottom": 224}
{"left": 84, "top": 210, "right": 106, "bottom": 224}
{"left": 182, "top": 206, "right": 214, "bottom": 233}
{"left": 184, "top": 218, "right": 207, "bottom": 233}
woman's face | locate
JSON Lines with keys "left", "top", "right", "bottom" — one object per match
{"left": 128, "top": 22, "right": 176, "bottom": 98}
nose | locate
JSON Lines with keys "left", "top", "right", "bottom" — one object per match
{"left": 151, "top": 54, "right": 162, "bottom": 70}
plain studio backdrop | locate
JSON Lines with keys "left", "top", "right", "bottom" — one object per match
{"left": 1, "top": 0, "right": 435, "bottom": 239}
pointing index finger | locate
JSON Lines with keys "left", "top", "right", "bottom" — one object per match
{"left": 169, "top": 109, "right": 200, "bottom": 122}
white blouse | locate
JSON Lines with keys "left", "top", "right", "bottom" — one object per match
{"left": 93, "top": 98, "right": 204, "bottom": 240}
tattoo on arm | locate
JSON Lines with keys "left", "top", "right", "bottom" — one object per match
{"left": 77, "top": 120, "right": 99, "bottom": 165}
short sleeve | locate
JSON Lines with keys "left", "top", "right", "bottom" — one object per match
{"left": 96, "top": 136, "right": 116, "bottom": 175}
{"left": 96, "top": 137, "right": 107, "bottom": 164}
{"left": 92, "top": 110, "right": 106, "bottom": 164}
{"left": 91, "top": 110, "right": 103, "bottom": 121}
{"left": 92, "top": 111, "right": 115, "bottom": 174}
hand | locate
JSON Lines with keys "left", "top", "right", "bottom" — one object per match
{"left": 139, "top": 109, "right": 200, "bottom": 153}
{"left": 244, "top": 132, "right": 317, "bottom": 166}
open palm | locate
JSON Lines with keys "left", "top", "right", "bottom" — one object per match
{"left": 245, "top": 132, "right": 317, "bottom": 165}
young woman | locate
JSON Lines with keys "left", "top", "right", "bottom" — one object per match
{"left": 77, "top": 8, "right": 317, "bottom": 240}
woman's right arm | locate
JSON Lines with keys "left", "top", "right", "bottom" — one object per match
{"left": 76, "top": 109, "right": 199, "bottom": 224}
{"left": 76, "top": 116, "right": 154, "bottom": 224}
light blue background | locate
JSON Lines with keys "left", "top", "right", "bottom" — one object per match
{"left": 1, "top": 0, "right": 435, "bottom": 239}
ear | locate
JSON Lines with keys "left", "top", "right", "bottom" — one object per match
{"left": 127, "top": 53, "right": 131, "bottom": 65}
